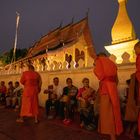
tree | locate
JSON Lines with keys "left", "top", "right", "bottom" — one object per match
{"left": 0, "top": 48, "right": 28, "bottom": 65}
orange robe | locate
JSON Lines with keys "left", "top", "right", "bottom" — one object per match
{"left": 135, "top": 54, "right": 140, "bottom": 135}
{"left": 20, "top": 70, "right": 42, "bottom": 117}
{"left": 94, "top": 56, "right": 123, "bottom": 135}
{"left": 124, "top": 73, "right": 139, "bottom": 122}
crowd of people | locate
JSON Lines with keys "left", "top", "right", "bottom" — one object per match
{"left": 44, "top": 76, "right": 97, "bottom": 130}
{"left": 0, "top": 41, "right": 140, "bottom": 140}
{"left": 0, "top": 80, "right": 23, "bottom": 110}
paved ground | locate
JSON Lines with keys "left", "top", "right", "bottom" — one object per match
{"left": 0, "top": 106, "right": 139, "bottom": 140}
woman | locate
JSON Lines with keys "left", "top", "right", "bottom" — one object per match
{"left": 77, "top": 78, "right": 96, "bottom": 130}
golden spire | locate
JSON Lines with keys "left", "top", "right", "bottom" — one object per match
{"left": 111, "top": 0, "right": 136, "bottom": 44}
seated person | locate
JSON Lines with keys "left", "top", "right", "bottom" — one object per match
{"left": 59, "top": 78, "right": 78, "bottom": 124}
{"left": 44, "top": 77, "right": 63, "bottom": 119}
{"left": 120, "top": 79, "right": 131, "bottom": 119}
{"left": 0, "top": 81, "right": 7, "bottom": 105}
{"left": 5, "top": 81, "right": 15, "bottom": 108}
{"left": 12, "top": 81, "right": 23, "bottom": 109}
{"left": 77, "top": 78, "right": 96, "bottom": 130}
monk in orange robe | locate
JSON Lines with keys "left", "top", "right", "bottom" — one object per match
{"left": 93, "top": 53, "right": 123, "bottom": 140}
{"left": 134, "top": 41, "right": 140, "bottom": 135}
{"left": 16, "top": 64, "right": 42, "bottom": 123}
{"left": 124, "top": 73, "right": 138, "bottom": 139}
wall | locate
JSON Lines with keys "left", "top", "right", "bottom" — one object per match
{"left": 0, "top": 63, "right": 136, "bottom": 107}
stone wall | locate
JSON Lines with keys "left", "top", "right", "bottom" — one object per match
{"left": 0, "top": 63, "right": 136, "bottom": 107}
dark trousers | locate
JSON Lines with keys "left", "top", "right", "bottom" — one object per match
{"left": 0, "top": 93, "right": 6, "bottom": 105}
{"left": 45, "top": 99, "right": 60, "bottom": 116}
{"left": 59, "top": 100, "right": 76, "bottom": 119}
{"left": 80, "top": 110, "right": 94, "bottom": 125}
{"left": 80, "top": 105, "right": 98, "bottom": 127}
{"left": 59, "top": 101, "right": 65, "bottom": 119}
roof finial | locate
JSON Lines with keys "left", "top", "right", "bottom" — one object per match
{"left": 71, "top": 16, "right": 74, "bottom": 24}
{"left": 59, "top": 20, "right": 63, "bottom": 28}
{"left": 86, "top": 8, "right": 90, "bottom": 17}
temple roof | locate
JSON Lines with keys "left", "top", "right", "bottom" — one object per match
{"left": 27, "top": 17, "right": 95, "bottom": 58}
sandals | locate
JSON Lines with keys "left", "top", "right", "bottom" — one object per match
{"left": 16, "top": 118, "right": 24, "bottom": 123}
{"left": 16, "top": 117, "right": 39, "bottom": 124}
{"left": 34, "top": 119, "right": 39, "bottom": 124}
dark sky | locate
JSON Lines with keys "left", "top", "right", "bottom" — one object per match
{"left": 0, "top": 0, "right": 140, "bottom": 55}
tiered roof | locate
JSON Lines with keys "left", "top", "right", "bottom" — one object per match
{"left": 27, "top": 17, "right": 95, "bottom": 58}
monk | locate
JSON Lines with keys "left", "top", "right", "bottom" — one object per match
{"left": 124, "top": 73, "right": 138, "bottom": 139}
{"left": 134, "top": 41, "right": 140, "bottom": 136}
{"left": 16, "top": 64, "right": 42, "bottom": 123}
{"left": 93, "top": 52, "right": 123, "bottom": 140}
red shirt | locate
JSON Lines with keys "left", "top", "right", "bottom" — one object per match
{"left": 77, "top": 87, "right": 95, "bottom": 100}
{"left": 0, "top": 85, "right": 7, "bottom": 94}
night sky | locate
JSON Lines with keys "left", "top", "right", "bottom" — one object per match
{"left": 0, "top": 0, "right": 140, "bottom": 55}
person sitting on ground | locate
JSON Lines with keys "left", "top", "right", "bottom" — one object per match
{"left": 0, "top": 81, "right": 7, "bottom": 105}
{"left": 44, "top": 77, "right": 63, "bottom": 119}
{"left": 77, "top": 78, "right": 97, "bottom": 130}
{"left": 59, "top": 78, "right": 78, "bottom": 125}
{"left": 12, "top": 81, "right": 23, "bottom": 110}
{"left": 5, "top": 81, "right": 15, "bottom": 108}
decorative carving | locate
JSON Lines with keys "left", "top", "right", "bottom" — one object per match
{"left": 50, "top": 63, "right": 54, "bottom": 71}
{"left": 40, "top": 58, "right": 46, "bottom": 71}
{"left": 109, "top": 54, "right": 117, "bottom": 63}
{"left": 78, "top": 59, "right": 85, "bottom": 68}
{"left": 65, "top": 54, "right": 72, "bottom": 68}
{"left": 75, "top": 48, "right": 85, "bottom": 64}
{"left": 62, "top": 61, "right": 68, "bottom": 69}
{"left": 53, "top": 61, "right": 59, "bottom": 70}
{"left": 121, "top": 52, "right": 130, "bottom": 63}
{"left": 58, "top": 62, "right": 62, "bottom": 69}
{"left": 70, "top": 60, "right": 75, "bottom": 69}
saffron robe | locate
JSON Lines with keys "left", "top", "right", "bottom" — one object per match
{"left": 20, "top": 70, "right": 42, "bottom": 117}
{"left": 135, "top": 54, "right": 140, "bottom": 135}
{"left": 94, "top": 56, "right": 123, "bottom": 135}
{"left": 124, "top": 73, "right": 139, "bottom": 122}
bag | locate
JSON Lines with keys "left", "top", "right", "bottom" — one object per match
{"left": 61, "top": 95, "right": 69, "bottom": 102}
{"left": 79, "top": 100, "right": 87, "bottom": 108}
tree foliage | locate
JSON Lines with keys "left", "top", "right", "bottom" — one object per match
{"left": 0, "top": 48, "right": 28, "bottom": 65}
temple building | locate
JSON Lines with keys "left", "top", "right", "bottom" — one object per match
{"left": 105, "top": 0, "right": 139, "bottom": 64}
{"left": 0, "top": 3, "right": 138, "bottom": 107}
{"left": 2, "top": 17, "right": 96, "bottom": 74}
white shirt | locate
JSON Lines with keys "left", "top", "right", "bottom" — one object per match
{"left": 53, "top": 84, "right": 63, "bottom": 99}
